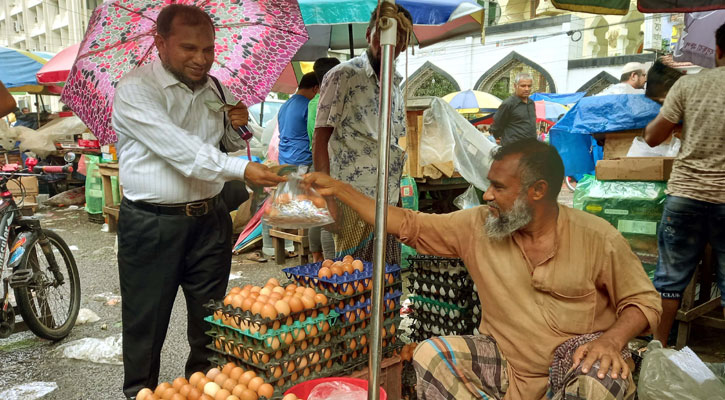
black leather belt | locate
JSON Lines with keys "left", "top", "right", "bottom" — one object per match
{"left": 124, "top": 196, "right": 220, "bottom": 217}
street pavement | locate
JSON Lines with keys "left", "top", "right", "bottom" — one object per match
{"left": 0, "top": 206, "right": 293, "bottom": 400}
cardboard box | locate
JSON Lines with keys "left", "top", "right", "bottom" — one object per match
{"left": 596, "top": 157, "right": 674, "bottom": 181}
{"left": 598, "top": 130, "right": 644, "bottom": 159}
{"left": 7, "top": 176, "right": 39, "bottom": 196}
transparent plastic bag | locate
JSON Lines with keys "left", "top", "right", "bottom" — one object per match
{"left": 52, "top": 334, "right": 123, "bottom": 365}
{"left": 308, "top": 381, "right": 367, "bottom": 400}
{"left": 454, "top": 185, "right": 481, "bottom": 210}
{"left": 626, "top": 136, "right": 681, "bottom": 157}
{"left": 262, "top": 166, "right": 334, "bottom": 229}
{"left": 638, "top": 340, "right": 725, "bottom": 400}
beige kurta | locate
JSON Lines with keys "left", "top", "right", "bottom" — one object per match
{"left": 399, "top": 205, "right": 662, "bottom": 399}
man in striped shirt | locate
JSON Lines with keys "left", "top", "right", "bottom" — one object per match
{"left": 111, "top": 5, "right": 284, "bottom": 398}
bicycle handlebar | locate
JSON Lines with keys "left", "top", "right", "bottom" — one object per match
{"left": 32, "top": 165, "right": 73, "bottom": 174}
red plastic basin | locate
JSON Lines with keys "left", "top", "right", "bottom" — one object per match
{"left": 284, "top": 377, "right": 387, "bottom": 400}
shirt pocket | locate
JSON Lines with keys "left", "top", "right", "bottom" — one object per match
{"left": 542, "top": 287, "right": 597, "bottom": 335}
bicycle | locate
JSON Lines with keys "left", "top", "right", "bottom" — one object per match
{"left": 0, "top": 157, "right": 80, "bottom": 340}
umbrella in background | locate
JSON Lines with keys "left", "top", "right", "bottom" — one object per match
{"left": 673, "top": 10, "right": 725, "bottom": 68}
{"left": 638, "top": 0, "right": 725, "bottom": 13}
{"left": 442, "top": 89, "right": 502, "bottom": 114}
{"left": 36, "top": 43, "right": 80, "bottom": 86}
{"left": 0, "top": 46, "right": 54, "bottom": 92}
{"left": 535, "top": 100, "right": 569, "bottom": 123}
{"left": 530, "top": 92, "right": 585, "bottom": 105}
{"left": 62, "top": 0, "right": 308, "bottom": 145}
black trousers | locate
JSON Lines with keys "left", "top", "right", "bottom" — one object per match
{"left": 117, "top": 197, "right": 231, "bottom": 398}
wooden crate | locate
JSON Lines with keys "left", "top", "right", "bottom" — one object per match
{"left": 348, "top": 355, "right": 402, "bottom": 400}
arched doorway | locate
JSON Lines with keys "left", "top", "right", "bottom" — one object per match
{"left": 404, "top": 61, "right": 460, "bottom": 98}
{"left": 474, "top": 52, "right": 556, "bottom": 100}
{"left": 577, "top": 71, "right": 618, "bottom": 96}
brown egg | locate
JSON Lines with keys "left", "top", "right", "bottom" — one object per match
{"left": 240, "top": 388, "right": 259, "bottom": 400}
{"left": 188, "top": 387, "right": 202, "bottom": 400}
{"left": 137, "top": 388, "right": 154, "bottom": 400}
{"left": 231, "top": 295, "right": 244, "bottom": 309}
{"left": 256, "top": 294, "right": 270, "bottom": 304}
{"left": 330, "top": 266, "right": 343, "bottom": 276}
{"left": 313, "top": 293, "right": 328, "bottom": 306}
{"left": 200, "top": 395, "right": 213, "bottom": 400}
{"left": 352, "top": 259, "right": 364, "bottom": 272}
{"left": 223, "top": 294, "right": 234, "bottom": 306}
{"left": 287, "top": 297, "right": 304, "bottom": 313}
{"left": 155, "top": 383, "right": 172, "bottom": 397}
{"left": 240, "top": 297, "right": 255, "bottom": 312}
{"left": 227, "top": 396, "right": 241, "bottom": 400}
{"left": 207, "top": 367, "right": 222, "bottom": 380}
{"left": 257, "top": 383, "right": 274, "bottom": 399}
{"left": 273, "top": 299, "right": 291, "bottom": 317}
{"left": 172, "top": 377, "right": 189, "bottom": 391}
{"left": 247, "top": 377, "right": 264, "bottom": 393}
{"left": 321, "top": 259, "right": 334, "bottom": 269}
{"left": 162, "top": 387, "right": 177, "bottom": 400}
{"left": 171, "top": 394, "right": 185, "bottom": 400}
{"left": 267, "top": 277, "right": 280, "bottom": 287}
{"left": 232, "top": 384, "right": 247, "bottom": 398}
{"left": 197, "top": 377, "right": 211, "bottom": 391}
{"left": 317, "top": 267, "right": 332, "bottom": 279}
{"left": 222, "top": 378, "right": 237, "bottom": 392}
{"left": 342, "top": 263, "right": 354, "bottom": 275}
{"left": 300, "top": 295, "right": 315, "bottom": 310}
{"left": 250, "top": 286, "right": 262, "bottom": 294}
{"left": 214, "top": 388, "right": 232, "bottom": 400}
{"left": 261, "top": 303, "right": 277, "bottom": 320}
{"left": 204, "top": 381, "right": 221, "bottom": 397}
{"left": 238, "top": 371, "right": 256, "bottom": 386}
{"left": 214, "top": 373, "right": 229, "bottom": 386}
{"left": 342, "top": 255, "right": 354, "bottom": 263}
{"left": 229, "top": 367, "right": 244, "bottom": 382}
{"left": 250, "top": 301, "right": 265, "bottom": 316}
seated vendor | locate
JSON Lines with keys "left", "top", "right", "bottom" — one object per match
{"left": 304, "top": 139, "right": 662, "bottom": 400}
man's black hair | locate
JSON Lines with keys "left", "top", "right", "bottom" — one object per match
{"left": 645, "top": 59, "right": 683, "bottom": 101}
{"left": 313, "top": 57, "right": 341, "bottom": 86}
{"left": 717, "top": 21, "right": 725, "bottom": 55}
{"left": 298, "top": 72, "right": 318, "bottom": 90}
{"left": 157, "top": 4, "right": 215, "bottom": 38}
{"left": 492, "top": 139, "right": 565, "bottom": 201}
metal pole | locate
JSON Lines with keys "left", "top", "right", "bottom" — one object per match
{"left": 368, "top": 2, "right": 397, "bottom": 399}
{"left": 348, "top": 24, "right": 355, "bottom": 59}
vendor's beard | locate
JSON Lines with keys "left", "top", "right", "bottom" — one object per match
{"left": 162, "top": 61, "right": 208, "bottom": 90}
{"left": 485, "top": 194, "right": 533, "bottom": 240}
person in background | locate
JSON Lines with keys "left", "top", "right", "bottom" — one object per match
{"left": 111, "top": 5, "right": 284, "bottom": 398}
{"left": 644, "top": 21, "right": 725, "bottom": 346}
{"left": 490, "top": 73, "right": 536, "bottom": 146}
{"left": 308, "top": 57, "right": 340, "bottom": 261}
{"left": 599, "top": 62, "right": 647, "bottom": 95}
{"left": 313, "top": 3, "right": 412, "bottom": 264}
{"left": 278, "top": 72, "right": 318, "bottom": 167}
{"left": 0, "top": 82, "right": 16, "bottom": 118}
{"left": 304, "top": 139, "right": 661, "bottom": 399}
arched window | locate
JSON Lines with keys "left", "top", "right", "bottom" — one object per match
{"left": 474, "top": 52, "right": 556, "bottom": 100}
{"left": 403, "top": 61, "right": 461, "bottom": 98}
{"left": 576, "top": 71, "right": 618, "bottom": 96}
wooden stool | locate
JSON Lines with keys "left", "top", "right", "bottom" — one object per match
{"left": 675, "top": 245, "right": 725, "bottom": 348}
{"left": 269, "top": 228, "right": 310, "bottom": 266}
{"left": 98, "top": 163, "right": 122, "bottom": 232}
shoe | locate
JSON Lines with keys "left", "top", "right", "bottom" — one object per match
{"left": 245, "top": 251, "right": 268, "bottom": 263}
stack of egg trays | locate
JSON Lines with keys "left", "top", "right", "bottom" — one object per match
{"left": 282, "top": 260, "right": 402, "bottom": 295}
{"left": 204, "top": 313, "right": 342, "bottom": 384}
{"left": 407, "top": 274, "right": 474, "bottom": 309}
{"left": 335, "top": 316, "right": 404, "bottom": 373}
{"left": 408, "top": 295, "right": 476, "bottom": 333}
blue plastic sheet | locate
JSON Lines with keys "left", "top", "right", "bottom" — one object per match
{"left": 530, "top": 92, "right": 585, "bottom": 105}
{"left": 550, "top": 95, "right": 660, "bottom": 176}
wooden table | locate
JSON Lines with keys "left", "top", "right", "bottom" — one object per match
{"left": 676, "top": 245, "right": 725, "bottom": 348}
{"left": 269, "top": 228, "right": 310, "bottom": 265}
{"left": 97, "top": 163, "right": 122, "bottom": 232}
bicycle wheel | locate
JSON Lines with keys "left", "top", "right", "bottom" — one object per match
{"left": 14, "top": 229, "right": 81, "bottom": 340}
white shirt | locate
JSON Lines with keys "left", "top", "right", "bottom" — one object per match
{"left": 598, "top": 82, "right": 645, "bottom": 95}
{"left": 315, "top": 52, "right": 406, "bottom": 204}
{"left": 112, "top": 60, "right": 248, "bottom": 204}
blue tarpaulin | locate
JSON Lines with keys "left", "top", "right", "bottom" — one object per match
{"left": 549, "top": 95, "right": 661, "bottom": 176}
{"left": 530, "top": 92, "right": 585, "bottom": 105}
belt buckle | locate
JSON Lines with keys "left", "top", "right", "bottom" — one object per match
{"left": 185, "top": 201, "right": 208, "bottom": 217}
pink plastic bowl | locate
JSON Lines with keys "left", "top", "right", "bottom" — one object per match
{"left": 284, "top": 377, "right": 388, "bottom": 400}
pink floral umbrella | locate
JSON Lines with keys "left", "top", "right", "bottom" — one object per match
{"left": 61, "top": 0, "right": 308, "bottom": 145}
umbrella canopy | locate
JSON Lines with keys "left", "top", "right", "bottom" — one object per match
{"left": 442, "top": 89, "right": 502, "bottom": 113}
{"left": 0, "top": 46, "right": 54, "bottom": 89}
{"left": 535, "top": 100, "right": 569, "bottom": 123}
{"left": 638, "top": 0, "right": 725, "bottom": 13}
{"left": 673, "top": 10, "right": 725, "bottom": 68}
{"left": 530, "top": 92, "right": 584, "bottom": 105}
{"left": 36, "top": 43, "right": 80, "bottom": 86}
{"left": 295, "top": 0, "right": 484, "bottom": 59}
{"left": 61, "top": 0, "right": 308, "bottom": 145}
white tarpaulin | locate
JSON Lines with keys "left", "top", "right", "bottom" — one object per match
{"left": 419, "top": 97, "right": 496, "bottom": 190}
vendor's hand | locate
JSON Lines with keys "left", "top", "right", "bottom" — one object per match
{"left": 572, "top": 337, "right": 629, "bottom": 380}
{"left": 244, "top": 162, "right": 286, "bottom": 187}
{"left": 302, "top": 172, "right": 341, "bottom": 197}
{"left": 228, "top": 102, "right": 249, "bottom": 130}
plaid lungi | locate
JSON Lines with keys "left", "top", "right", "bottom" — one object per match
{"left": 332, "top": 201, "right": 401, "bottom": 265}
{"left": 413, "top": 335, "right": 635, "bottom": 400}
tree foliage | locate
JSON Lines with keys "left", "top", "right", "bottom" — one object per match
{"left": 413, "top": 72, "right": 458, "bottom": 98}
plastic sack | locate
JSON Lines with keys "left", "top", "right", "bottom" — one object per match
{"left": 0, "top": 382, "right": 58, "bottom": 400}
{"left": 74, "top": 308, "right": 100, "bottom": 325}
{"left": 454, "top": 185, "right": 481, "bottom": 210}
{"left": 45, "top": 186, "right": 86, "bottom": 206}
{"left": 638, "top": 340, "right": 725, "bottom": 400}
{"left": 262, "top": 167, "right": 334, "bottom": 229}
{"left": 420, "top": 98, "right": 495, "bottom": 190}
{"left": 308, "top": 381, "right": 367, "bottom": 400}
{"left": 626, "top": 136, "right": 681, "bottom": 157}
{"left": 52, "top": 334, "right": 123, "bottom": 365}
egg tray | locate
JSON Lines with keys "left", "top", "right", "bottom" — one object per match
{"left": 204, "top": 298, "right": 334, "bottom": 334}
{"left": 206, "top": 335, "right": 344, "bottom": 383}
{"left": 408, "top": 268, "right": 474, "bottom": 290}
{"left": 203, "top": 310, "right": 338, "bottom": 351}
{"left": 308, "top": 279, "right": 403, "bottom": 311}
{"left": 333, "top": 289, "right": 402, "bottom": 323}
{"left": 336, "top": 307, "right": 400, "bottom": 333}
{"left": 406, "top": 254, "right": 466, "bottom": 269}
{"left": 336, "top": 341, "right": 405, "bottom": 375}
{"left": 209, "top": 353, "right": 345, "bottom": 400}
{"left": 282, "top": 260, "right": 402, "bottom": 292}
{"left": 408, "top": 294, "right": 472, "bottom": 318}
{"left": 407, "top": 275, "right": 474, "bottom": 300}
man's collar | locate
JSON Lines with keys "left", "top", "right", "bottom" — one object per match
{"left": 152, "top": 59, "right": 213, "bottom": 92}
{"left": 360, "top": 51, "right": 403, "bottom": 86}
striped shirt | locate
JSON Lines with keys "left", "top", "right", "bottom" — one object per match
{"left": 112, "top": 59, "right": 248, "bottom": 204}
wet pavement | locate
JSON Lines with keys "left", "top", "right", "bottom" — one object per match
{"left": 0, "top": 206, "right": 296, "bottom": 400}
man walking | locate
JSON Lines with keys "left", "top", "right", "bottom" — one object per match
{"left": 490, "top": 73, "right": 536, "bottom": 146}
{"left": 111, "top": 5, "right": 284, "bottom": 398}
{"left": 645, "top": 22, "right": 725, "bottom": 345}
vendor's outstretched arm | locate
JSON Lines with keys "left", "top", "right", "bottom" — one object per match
{"left": 304, "top": 172, "right": 405, "bottom": 237}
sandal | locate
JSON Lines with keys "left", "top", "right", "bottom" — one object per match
{"left": 286, "top": 251, "right": 297, "bottom": 258}
{"left": 245, "top": 251, "right": 268, "bottom": 263}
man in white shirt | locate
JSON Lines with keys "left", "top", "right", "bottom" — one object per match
{"left": 111, "top": 5, "right": 284, "bottom": 398}
{"left": 599, "top": 62, "right": 647, "bottom": 95}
